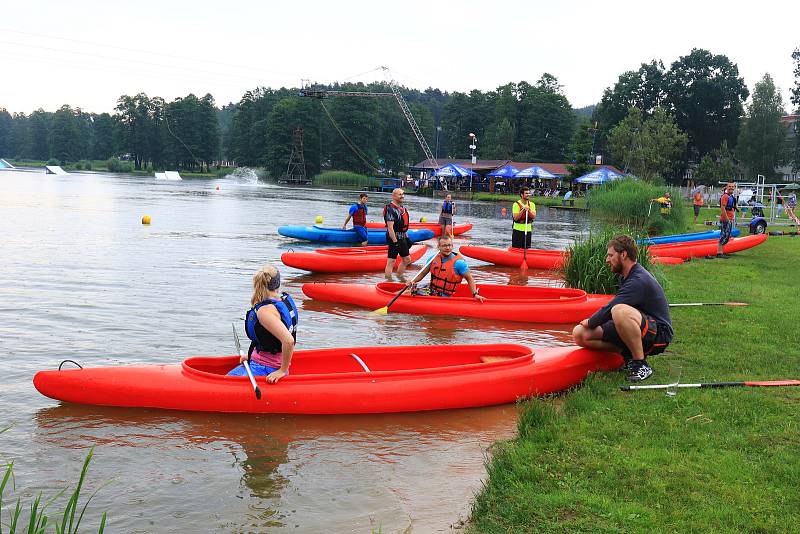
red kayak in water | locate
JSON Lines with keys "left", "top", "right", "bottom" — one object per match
{"left": 460, "top": 234, "right": 767, "bottom": 269}
{"left": 302, "top": 282, "right": 612, "bottom": 323}
{"left": 281, "top": 245, "right": 427, "bottom": 273}
{"left": 364, "top": 221, "right": 473, "bottom": 237}
{"left": 33, "top": 344, "right": 622, "bottom": 414}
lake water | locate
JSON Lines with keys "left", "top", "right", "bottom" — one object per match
{"left": 0, "top": 169, "right": 588, "bottom": 532}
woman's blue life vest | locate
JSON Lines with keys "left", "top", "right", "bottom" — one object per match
{"left": 441, "top": 200, "right": 454, "bottom": 215}
{"left": 245, "top": 293, "right": 298, "bottom": 359}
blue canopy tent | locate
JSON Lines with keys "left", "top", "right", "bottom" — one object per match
{"left": 432, "top": 163, "right": 477, "bottom": 191}
{"left": 515, "top": 165, "right": 557, "bottom": 180}
{"left": 487, "top": 164, "right": 520, "bottom": 178}
{"left": 574, "top": 167, "right": 625, "bottom": 185}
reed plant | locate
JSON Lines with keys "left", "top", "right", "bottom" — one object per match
{"left": 312, "top": 171, "right": 380, "bottom": 189}
{"left": 560, "top": 226, "right": 664, "bottom": 294}
{"left": 587, "top": 178, "right": 687, "bottom": 236}
{"left": 1, "top": 429, "right": 107, "bottom": 534}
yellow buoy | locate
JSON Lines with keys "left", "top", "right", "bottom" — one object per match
{"left": 315, "top": 215, "right": 323, "bottom": 224}
{"left": 420, "top": 216, "right": 427, "bottom": 223}
{"left": 141, "top": 215, "right": 151, "bottom": 225}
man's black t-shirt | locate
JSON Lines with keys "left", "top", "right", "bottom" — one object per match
{"left": 587, "top": 263, "right": 673, "bottom": 342}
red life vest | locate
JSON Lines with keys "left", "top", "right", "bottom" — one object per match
{"left": 383, "top": 203, "right": 409, "bottom": 234}
{"left": 429, "top": 253, "right": 464, "bottom": 296}
{"left": 352, "top": 204, "right": 367, "bottom": 226}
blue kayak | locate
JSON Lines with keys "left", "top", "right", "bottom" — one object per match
{"left": 639, "top": 228, "right": 740, "bottom": 245}
{"left": 278, "top": 225, "right": 435, "bottom": 244}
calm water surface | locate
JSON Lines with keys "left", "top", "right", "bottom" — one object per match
{"left": 0, "top": 170, "right": 589, "bottom": 532}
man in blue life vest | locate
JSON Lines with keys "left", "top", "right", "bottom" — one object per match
{"left": 342, "top": 192, "right": 369, "bottom": 246}
{"left": 511, "top": 187, "right": 536, "bottom": 248}
{"left": 405, "top": 236, "right": 486, "bottom": 302}
{"left": 384, "top": 188, "right": 413, "bottom": 282}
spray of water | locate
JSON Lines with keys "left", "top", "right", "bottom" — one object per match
{"left": 223, "top": 167, "right": 260, "bottom": 185}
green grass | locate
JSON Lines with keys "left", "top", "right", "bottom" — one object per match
{"left": 472, "top": 193, "right": 587, "bottom": 208}
{"left": 469, "top": 236, "right": 800, "bottom": 533}
{"left": 587, "top": 179, "right": 687, "bottom": 236}
{"left": 6, "top": 159, "right": 224, "bottom": 177}
{"left": 312, "top": 170, "right": 381, "bottom": 189}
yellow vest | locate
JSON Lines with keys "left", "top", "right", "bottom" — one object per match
{"left": 512, "top": 200, "right": 536, "bottom": 232}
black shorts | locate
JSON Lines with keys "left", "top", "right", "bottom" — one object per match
{"left": 387, "top": 236, "right": 411, "bottom": 259}
{"left": 511, "top": 229, "right": 532, "bottom": 249}
{"left": 601, "top": 312, "right": 670, "bottom": 360}
{"left": 693, "top": 205, "right": 701, "bottom": 216}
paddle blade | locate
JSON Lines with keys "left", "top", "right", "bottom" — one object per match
{"left": 520, "top": 260, "right": 528, "bottom": 272}
{"left": 744, "top": 380, "right": 800, "bottom": 387}
{"left": 372, "top": 306, "right": 389, "bottom": 315}
{"left": 255, "top": 386, "right": 262, "bottom": 399}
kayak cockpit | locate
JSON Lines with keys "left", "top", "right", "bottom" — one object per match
{"left": 182, "top": 344, "right": 534, "bottom": 379}
{"left": 375, "top": 282, "right": 587, "bottom": 302}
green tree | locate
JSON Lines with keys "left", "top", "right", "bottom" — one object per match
{"left": 516, "top": 75, "right": 575, "bottom": 161}
{"left": 566, "top": 120, "right": 595, "bottom": 180}
{"left": 0, "top": 108, "right": 12, "bottom": 157}
{"left": 693, "top": 141, "right": 738, "bottom": 185}
{"left": 49, "top": 105, "right": 81, "bottom": 163}
{"left": 608, "top": 106, "right": 688, "bottom": 182}
{"left": 265, "top": 97, "right": 321, "bottom": 178}
{"left": 736, "top": 73, "right": 786, "bottom": 179}
{"left": 665, "top": 48, "right": 749, "bottom": 159}
{"left": 596, "top": 60, "right": 667, "bottom": 130}
{"left": 790, "top": 48, "right": 800, "bottom": 172}
{"left": 92, "top": 113, "right": 115, "bottom": 160}
{"left": 28, "top": 109, "right": 52, "bottom": 161}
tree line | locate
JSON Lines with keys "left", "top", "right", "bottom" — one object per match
{"left": 1, "top": 47, "right": 798, "bottom": 183}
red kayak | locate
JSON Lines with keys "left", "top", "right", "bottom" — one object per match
{"left": 282, "top": 245, "right": 427, "bottom": 273}
{"left": 302, "top": 282, "right": 612, "bottom": 324}
{"left": 33, "top": 344, "right": 621, "bottom": 414}
{"left": 365, "top": 221, "right": 473, "bottom": 237}
{"left": 460, "top": 234, "right": 766, "bottom": 269}
{"left": 648, "top": 234, "right": 767, "bottom": 260}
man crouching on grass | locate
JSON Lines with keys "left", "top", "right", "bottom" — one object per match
{"left": 572, "top": 235, "right": 673, "bottom": 382}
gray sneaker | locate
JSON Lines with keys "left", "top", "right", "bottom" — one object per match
{"left": 625, "top": 360, "right": 653, "bottom": 382}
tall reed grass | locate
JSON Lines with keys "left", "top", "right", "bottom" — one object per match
{"left": 1, "top": 427, "right": 107, "bottom": 534}
{"left": 560, "top": 227, "right": 665, "bottom": 294}
{"left": 312, "top": 171, "right": 380, "bottom": 189}
{"left": 587, "top": 179, "right": 687, "bottom": 236}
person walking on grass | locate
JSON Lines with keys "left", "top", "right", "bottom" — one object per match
{"left": 511, "top": 187, "right": 536, "bottom": 249}
{"left": 709, "top": 182, "right": 736, "bottom": 259}
{"left": 342, "top": 192, "right": 369, "bottom": 246}
{"left": 572, "top": 235, "right": 673, "bottom": 383}
{"left": 693, "top": 189, "right": 704, "bottom": 224}
{"left": 384, "top": 188, "right": 412, "bottom": 283}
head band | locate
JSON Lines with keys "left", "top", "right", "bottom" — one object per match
{"left": 267, "top": 271, "right": 281, "bottom": 291}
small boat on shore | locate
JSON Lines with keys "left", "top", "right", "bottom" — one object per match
{"left": 302, "top": 282, "right": 612, "bottom": 323}
{"left": 648, "top": 233, "right": 767, "bottom": 260}
{"left": 281, "top": 245, "right": 428, "bottom": 272}
{"left": 33, "top": 344, "right": 622, "bottom": 414}
{"left": 278, "top": 225, "right": 434, "bottom": 244}
{"left": 639, "top": 228, "right": 740, "bottom": 245}
{"left": 364, "top": 221, "right": 473, "bottom": 237}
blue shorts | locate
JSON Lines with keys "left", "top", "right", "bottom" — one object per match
{"left": 227, "top": 362, "right": 279, "bottom": 376}
{"left": 719, "top": 220, "right": 733, "bottom": 246}
{"left": 353, "top": 225, "right": 368, "bottom": 243}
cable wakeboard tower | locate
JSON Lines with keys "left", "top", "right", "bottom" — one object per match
{"left": 299, "top": 66, "right": 446, "bottom": 190}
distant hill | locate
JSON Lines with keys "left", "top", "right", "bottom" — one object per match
{"left": 574, "top": 105, "right": 597, "bottom": 119}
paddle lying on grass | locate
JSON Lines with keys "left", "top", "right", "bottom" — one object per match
{"left": 373, "top": 252, "right": 438, "bottom": 315}
{"left": 621, "top": 379, "right": 800, "bottom": 391}
{"left": 232, "top": 322, "right": 261, "bottom": 400}
{"left": 520, "top": 209, "right": 529, "bottom": 273}
{"left": 669, "top": 302, "right": 749, "bottom": 307}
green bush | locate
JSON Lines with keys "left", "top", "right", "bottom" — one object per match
{"left": 106, "top": 158, "right": 133, "bottom": 173}
{"left": 312, "top": 171, "right": 380, "bottom": 189}
{"left": 83, "top": 160, "right": 92, "bottom": 171}
{"left": 73, "top": 161, "right": 83, "bottom": 170}
{"left": 46, "top": 158, "right": 60, "bottom": 166}
{"left": 587, "top": 178, "right": 687, "bottom": 235}
{"left": 560, "top": 226, "right": 665, "bottom": 294}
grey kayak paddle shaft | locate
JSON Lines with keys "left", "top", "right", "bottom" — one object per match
{"left": 233, "top": 322, "right": 261, "bottom": 400}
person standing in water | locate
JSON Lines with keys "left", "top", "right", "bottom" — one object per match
{"left": 439, "top": 192, "right": 456, "bottom": 238}
{"left": 511, "top": 187, "right": 536, "bottom": 249}
{"left": 384, "top": 188, "right": 413, "bottom": 283}
{"left": 228, "top": 263, "right": 297, "bottom": 384}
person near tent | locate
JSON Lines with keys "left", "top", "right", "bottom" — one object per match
{"left": 511, "top": 187, "right": 536, "bottom": 249}
{"left": 342, "top": 192, "right": 369, "bottom": 246}
{"left": 693, "top": 189, "right": 704, "bottom": 223}
{"left": 439, "top": 193, "right": 456, "bottom": 238}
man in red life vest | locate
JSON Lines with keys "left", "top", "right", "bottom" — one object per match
{"left": 710, "top": 182, "right": 736, "bottom": 259}
{"left": 406, "top": 236, "right": 485, "bottom": 301}
{"left": 384, "top": 188, "right": 413, "bottom": 282}
{"left": 342, "top": 192, "right": 369, "bottom": 246}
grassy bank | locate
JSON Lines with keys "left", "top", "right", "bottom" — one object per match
{"left": 472, "top": 192, "right": 587, "bottom": 208}
{"left": 470, "top": 236, "right": 800, "bottom": 532}
{"left": 7, "top": 159, "right": 225, "bottom": 178}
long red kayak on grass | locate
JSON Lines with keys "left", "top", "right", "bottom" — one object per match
{"left": 459, "top": 234, "right": 767, "bottom": 269}
{"left": 364, "top": 221, "right": 473, "bottom": 237}
{"left": 33, "top": 344, "right": 622, "bottom": 414}
{"left": 302, "top": 282, "right": 613, "bottom": 323}
{"left": 281, "top": 244, "right": 427, "bottom": 273}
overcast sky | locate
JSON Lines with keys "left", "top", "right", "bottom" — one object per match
{"left": 2, "top": 0, "right": 797, "bottom": 115}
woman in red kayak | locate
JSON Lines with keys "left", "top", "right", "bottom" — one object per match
{"left": 228, "top": 263, "right": 298, "bottom": 383}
